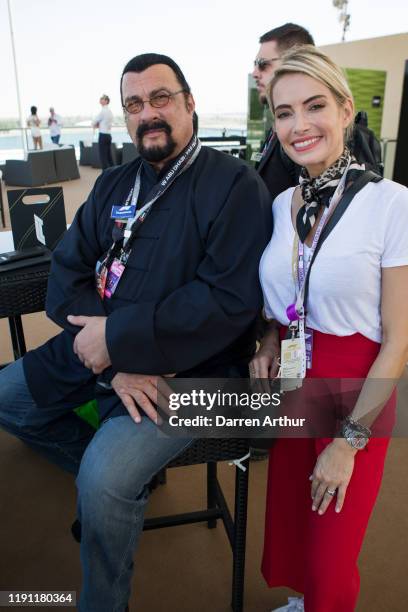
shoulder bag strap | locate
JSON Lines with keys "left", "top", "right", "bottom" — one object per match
{"left": 303, "top": 170, "right": 382, "bottom": 310}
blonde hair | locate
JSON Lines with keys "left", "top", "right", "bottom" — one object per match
{"left": 267, "top": 45, "right": 355, "bottom": 141}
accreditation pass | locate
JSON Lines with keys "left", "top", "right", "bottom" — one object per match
{"left": 280, "top": 336, "right": 305, "bottom": 391}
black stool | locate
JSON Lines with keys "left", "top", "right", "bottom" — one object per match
{"left": 143, "top": 438, "right": 250, "bottom": 612}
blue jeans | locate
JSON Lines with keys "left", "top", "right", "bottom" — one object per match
{"left": 0, "top": 359, "right": 192, "bottom": 611}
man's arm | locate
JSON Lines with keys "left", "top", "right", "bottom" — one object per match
{"left": 106, "top": 166, "right": 272, "bottom": 374}
{"left": 92, "top": 111, "right": 102, "bottom": 129}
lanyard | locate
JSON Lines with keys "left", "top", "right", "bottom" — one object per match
{"left": 289, "top": 161, "right": 350, "bottom": 320}
{"left": 112, "top": 134, "right": 200, "bottom": 259}
{"left": 95, "top": 135, "right": 201, "bottom": 298}
{"left": 122, "top": 134, "right": 201, "bottom": 251}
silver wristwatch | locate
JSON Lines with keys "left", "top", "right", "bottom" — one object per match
{"left": 341, "top": 417, "right": 371, "bottom": 450}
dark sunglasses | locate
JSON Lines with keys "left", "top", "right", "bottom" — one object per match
{"left": 253, "top": 57, "right": 280, "bottom": 71}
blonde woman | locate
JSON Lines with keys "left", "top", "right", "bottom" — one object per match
{"left": 250, "top": 46, "right": 408, "bottom": 611}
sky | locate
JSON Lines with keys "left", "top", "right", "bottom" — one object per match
{"left": 0, "top": 0, "right": 407, "bottom": 121}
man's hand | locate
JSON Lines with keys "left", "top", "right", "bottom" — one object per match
{"left": 111, "top": 373, "right": 173, "bottom": 424}
{"left": 68, "top": 315, "right": 111, "bottom": 374}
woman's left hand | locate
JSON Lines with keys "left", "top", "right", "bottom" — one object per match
{"left": 310, "top": 438, "right": 358, "bottom": 515}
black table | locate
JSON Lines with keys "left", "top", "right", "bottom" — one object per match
{"left": 0, "top": 261, "right": 49, "bottom": 360}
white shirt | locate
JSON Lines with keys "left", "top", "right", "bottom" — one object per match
{"left": 260, "top": 179, "right": 408, "bottom": 343}
{"left": 48, "top": 114, "right": 62, "bottom": 136}
{"left": 93, "top": 106, "right": 113, "bottom": 134}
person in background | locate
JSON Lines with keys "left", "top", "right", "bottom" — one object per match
{"left": 93, "top": 94, "right": 114, "bottom": 169}
{"left": 48, "top": 107, "right": 63, "bottom": 145}
{"left": 252, "top": 23, "right": 314, "bottom": 200}
{"left": 27, "top": 105, "right": 42, "bottom": 150}
{"left": 250, "top": 45, "right": 408, "bottom": 612}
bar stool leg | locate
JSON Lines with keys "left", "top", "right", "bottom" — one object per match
{"left": 9, "top": 315, "right": 27, "bottom": 359}
{"left": 231, "top": 457, "right": 249, "bottom": 612}
{"left": 207, "top": 461, "right": 217, "bottom": 528}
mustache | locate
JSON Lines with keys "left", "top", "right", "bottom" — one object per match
{"left": 137, "top": 120, "right": 172, "bottom": 139}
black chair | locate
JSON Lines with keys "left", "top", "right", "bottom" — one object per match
{"left": 54, "top": 147, "right": 80, "bottom": 181}
{"left": 143, "top": 438, "right": 250, "bottom": 612}
{"left": 114, "top": 147, "right": 123, "bottom": 165}
{"left": 91, "top": 142, "right": 120, "bottom": 168}
{"left": 0, "top": 262, "right": 50, "bottom": 361}
{"left": 4, "top": 151, "right": 58, "bottom": 187}
{"left": 79, "top": 141, "right": 93, "bottom": 166}
{"left": 121, "top": 142, "right": 140, "bottom": 164}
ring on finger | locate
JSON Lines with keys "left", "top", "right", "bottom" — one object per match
{"left": 326, "top": 488, "right": 337, "bottom": 497}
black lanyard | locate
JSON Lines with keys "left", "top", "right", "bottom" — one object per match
{"left": 95, "top": 135, "right": 201, "bottom": 296}
{"left": 302, "top": 170, "right": 382, "bottom": 310}
{"left": 119, "top": 134, "right": 200, "bottom": 261}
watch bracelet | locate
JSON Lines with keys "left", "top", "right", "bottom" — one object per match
{"left": 343, "top": 416, "right": 372, "bottom": 438}
{"left": 339, "top": 416, "right": 371, "bottom": 449}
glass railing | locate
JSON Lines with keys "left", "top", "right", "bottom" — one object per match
{"left": 0, "top": 126, "right": 246, "bottom": 163}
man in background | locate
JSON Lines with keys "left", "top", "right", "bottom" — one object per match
{"left": 252, "top": 23, "right": 314, "bottom": 200}
{"left": 93, "top": 94, "right": 114, "bottom": 168}
{"left": 48, "top": 107, "right": 63, "bottom": 145}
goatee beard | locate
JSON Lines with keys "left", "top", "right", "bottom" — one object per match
{"left": 138, "top": 138, "right": 177, "bottom": 162}
{"left": 136, "top": 120, "right": 177, "bottom": 163}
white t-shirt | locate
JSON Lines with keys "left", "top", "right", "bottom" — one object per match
{"left": 93, "top": 106, "right": 113, "bottom": 134}
{"left": 49, "top": 114, "right": 62, "bottom": 136}
{"left": 260, "top": 179, "right": 408, "bottom": 343}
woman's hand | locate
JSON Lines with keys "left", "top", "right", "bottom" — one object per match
{"left": 249, "top": 343, "right": 280, "bottom": 380}
{"left": 249, "top": 319, "right": 281, "bottom": 381}
{"left": 310, "top": 438, "right": 357, "bottom": 515}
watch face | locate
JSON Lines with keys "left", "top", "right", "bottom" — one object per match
{"left": 348, "top": 435, "right": 368, "bottom": 450}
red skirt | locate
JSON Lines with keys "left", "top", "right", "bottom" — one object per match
{"left": 261, "top": 331, "right": 395, "bottom": 612}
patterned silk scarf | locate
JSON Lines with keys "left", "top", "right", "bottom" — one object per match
{"left": 296, "top": 147, "right": 365, "bottom": 243}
